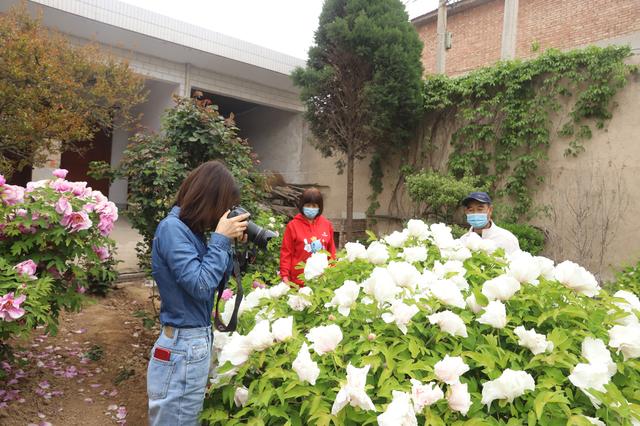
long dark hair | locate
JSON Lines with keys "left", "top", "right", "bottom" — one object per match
{"left": 176, "top": 161, "right": 240, "bottom": 234}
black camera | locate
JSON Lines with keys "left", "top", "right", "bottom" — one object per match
{"left": 227, "top": 206, "right": 277, "bottom": 249}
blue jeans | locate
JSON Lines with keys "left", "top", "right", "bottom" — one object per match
{"left": 147, "top": 326, "right": 212, "bottom": 426}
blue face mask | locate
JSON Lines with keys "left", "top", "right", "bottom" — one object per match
{"left": 467, "top": 213, "right": 489, "bottom": 229}
{"left": 303, "top": 207, "right": 319, "bottom": 219}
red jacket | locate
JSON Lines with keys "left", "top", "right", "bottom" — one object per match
{"left": 279, "top": 214, "right": 336, "bottom": 285}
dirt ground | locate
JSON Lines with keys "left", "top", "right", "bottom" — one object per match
{"left": 0, "top": 281, "right": 160, "bottom": 426}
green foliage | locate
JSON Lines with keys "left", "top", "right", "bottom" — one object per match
{"left": 608, "top": 260, "right": 640, "bottom": 294}
{"left": 292, "top": 0, "right": 424, "bottom": 229}
{"left": 91, "top": 97, "right": 267, "bottom": 273}
{"left": 498, "top": 223, "right": 545, "bottom": 256}
{"left": 405, "top": 170, "right": 484, "bottom": 222}
{"left": 203, "top": 223, "right": 640, "bottom": 424}
{"left": 421, "top": 46, "right": 637, "bottom": 221}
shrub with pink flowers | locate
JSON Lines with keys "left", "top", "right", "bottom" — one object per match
{"left": 0, "top": 170, "right": 118, "bottom": 357}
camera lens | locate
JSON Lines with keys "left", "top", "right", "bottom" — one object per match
{"left": 228, "top": 206, "right": 277, "bottom": 249}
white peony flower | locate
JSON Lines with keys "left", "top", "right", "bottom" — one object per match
{"left": 553, "top": 260, "right": 600, "bottom": 297}
{"left": 608, "top": 322, "right": 640, "bottom": 360}
{"left": 234, "top": 386, "right": 249, "bottom": 407}
{"left": 507, "top": 251, "right": 541, "bottom": 284}
{"left": 271, "top": 316, "right": 293, "bottom": 342}
{"left": 401, "top": 246, "right": 428, "bottom": 264}
{"left": 477, "top": 300, "right": 507, "bottom": 329}
{"left": 307, "top": 324, "right": 343, "bottom": 355}
{"left": 584, "top": 417, "right": 606, "bottom": 426}
{"left": 428, "top": 311, "right": 468, "bottom": 337}
{"left": 482, "top": 275, "right": 521, "bottom": 301}
{"left": 385, "top": 229, "right": 410, "bottom": 248}
{"left": 612, "top": 290, "right": 640, "bottom": 325}
{"left": 218, "top": 332, "right": 254, "bottom": 366}
{"left": 287, "top": 288, "right": 313, "bottom": 311}
{"left": 434, "top": 355, "right": 470, "bottom": 384}
{"left": 377, "top": 390, "right": 417, "bottom": 426}
{"left": 331, "top": 364, "right": 376, "bottom": 415}
{"left": 429, "top": 223, "right": 455, "bottom": 248}
{"left": 447, "top": 382, "right": 472, "bottom": 416}
{"left": 461, "top": 231, "right": 497, "bottom": 253}
{"left": 381, "top": 300, "right": 420, "bottom": 334}
{"left": 240, "top": 288, "right": 271, "bottom": 315}
{"left": 440, "top": 245, "right": 473, "bottom": 261}
{"left": 568, "top": 362, "right": 612, "bottom": 407}
{"left": 304, "top": 252, "right": 329, "bottom": 280}
{"left": 325, "top": 280, "right": 361, "bottom": 316}
{"left": 407, "top": 219, "right": 431, "bottom": 240}
{"left": 513, "top": 326, "right": 554, "bottom": 355}
{"left": 418, "top": 269, "right": 438, "bottom": 293}
{"left": 582, "top": 337, "right": 617, "bottom": 377}
{"left": 433, "top": 260, "right": 469, "bottom": 291}
{"left": 481, "top": 369, "right": 535, "bottom": 406}
{"left": 367, "top": 241, "right": 390, "bottom": 265}
{"left": 246, "top": 319, "right": 275, "bottom": 351}
{"left": 429, "top": 279, "right": 466, "bottom": 308}
{"left": 410, "top": 379, "right": 443, "bottom": 413}
{"left": 292, "top": 343, "right": 320, "bottom": 385}
{"left": 299, "top": 286, "right": 313, "bottom": 297}
{"left": 387, "top": 261, "right": 421, "bottom": 291}
{"left": 533, "top": 256, "right": 555, "bottom": 280}
{"left": 344, "top": 242, "right": 368, "bottom": 262}
{"left": 465, "top": 294, "right": 483, "bottom": 314}
{"left": 363, "top": 267, "right": 401, "bottom": 304}
{"left": 268, "top": 282, "right": 291, "bottom": 298}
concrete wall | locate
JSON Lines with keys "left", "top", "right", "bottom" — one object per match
{"left": 370, "top": 55, "right": 640, "bottom": 279}
{"left": 109, "top": 79, "right": 178, "bottom": 207}
{"left": 415, "top": 0, "right": 640, "bottom": 76}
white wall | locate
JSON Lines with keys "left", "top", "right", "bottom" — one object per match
{"left": 109, "top": 79, "right": 178, "bottom": 207}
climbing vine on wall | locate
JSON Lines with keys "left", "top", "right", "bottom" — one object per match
{"left": 419, "top": 45, "right": 637, "bottom": 221}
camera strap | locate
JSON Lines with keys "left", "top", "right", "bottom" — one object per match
{"left": 213, "top": 249, "right": 244, "bottom": 333}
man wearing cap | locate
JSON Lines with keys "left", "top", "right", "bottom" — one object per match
{"left": 460, "top": 192, "right": 520, "bottom": 255}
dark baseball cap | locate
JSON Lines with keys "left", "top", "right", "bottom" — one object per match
{"left": 462, "top": 191, "right": 492, "bottom": 206}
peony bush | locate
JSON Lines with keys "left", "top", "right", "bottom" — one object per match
{"left": 203, "top": 219, "right": 640, "bottom": 425}
{"left": 0, "top": 170, "right": 118, "bottom": 353}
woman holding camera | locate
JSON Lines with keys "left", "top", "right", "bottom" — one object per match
{"left": 147, "top": 160, "right": 249, "bottom": 425}
{"left": 280, "top": 187, "right": 336, "bottom": 286}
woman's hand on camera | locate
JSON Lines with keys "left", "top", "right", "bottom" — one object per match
{"left": 216, "top": 210, "right": 250, "bottom": 241}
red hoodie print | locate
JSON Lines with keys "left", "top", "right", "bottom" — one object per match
{"left": 279, "top": 213, "right": 336, "bottom": 286}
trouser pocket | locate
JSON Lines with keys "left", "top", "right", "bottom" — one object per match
{"left": 147, "top": 355, "right": 176, "bottom": 400}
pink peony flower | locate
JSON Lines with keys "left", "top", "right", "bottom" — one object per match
{"left": 92, "top": 246, "right": 110, "bottom": 261}
{"left": 97, "top": 214, "right": 115, "bottom": 236}
{"left": 1, "top": 184, "right": 25, "bottom": 205}
{"left": 16, "top": 208, "right": 28, "bottom": 217}
{"left": 52, "top": 169, "right": 68, "bottom": 179}
{"left": 50, "top": 179, "right": 73, "bottom": 193}
{"left": 0, "top": 174, "right": 5, "bottom": 186}
{"left": 55, "top": 197, "right": 72, "bottom": 216}
{"left": 221, "top": 289, "right": 234, "bottom": 301}
{"left": 71, "top": 182, "right": 91, "bottom": 198}
{"left": 77, "top": 286, "right": 86, "bottom": 294}
{"left": 25, "top": 179, "right": 48, "bottom": 193}
{"left": 60, "top": 211, "right": 92, "bottom": 232}
{"left": 252, "top": 280, "right": 266, "bottom": 289}
{"left": 14, "top": 260, "right": 37, "bottom": 278}
{"left": 0, "top": 292, "right": 27, "bottom": 321}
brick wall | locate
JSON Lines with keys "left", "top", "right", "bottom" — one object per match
{"left": 414, "top": 0, "right": 640, "bottom": 75}
{"left": 416, "top": 0, "right": 504, "bottom": 75}
{"left": 516, "top": 0, "right": 640, "bottom": 59}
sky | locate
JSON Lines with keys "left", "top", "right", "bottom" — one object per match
{"left": 118, "top": 0, "right": 439, "bottom": 59}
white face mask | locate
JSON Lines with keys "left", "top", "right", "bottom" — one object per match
{"left": 303, "top": 207, "right": 319, "bottom": 219}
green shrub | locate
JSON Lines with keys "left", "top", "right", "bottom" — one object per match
{"left": 91, "top": 97, "right": 268, "bottom": 273}
{"left": 608, "top": 261, "right": 640, "bottom": 294}
{"left": 405, "top": 171, "right": 484, "bottom": 223}
{"left": 498, "top": 222, "right": 546, "bottom": 255}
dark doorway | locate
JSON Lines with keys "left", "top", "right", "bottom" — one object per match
{"left": 60, "top": 129, "right": 112, "bottom": 196}
{"left": 6, "top": 163, "right": 33, "bottom": 187}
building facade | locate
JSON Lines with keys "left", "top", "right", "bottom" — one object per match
{"left": 0, "top": 0, "right": 375, "bottom": 225}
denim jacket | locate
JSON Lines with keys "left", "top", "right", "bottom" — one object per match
{"left": 151, "top": 206, "right": 234, "bottom": 328}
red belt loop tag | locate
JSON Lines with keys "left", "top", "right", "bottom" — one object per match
{"left": 153, "top": 347, "right": 171, "bottom": 361}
